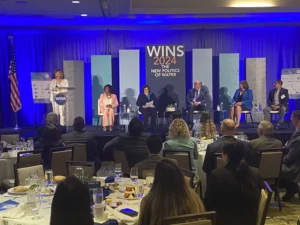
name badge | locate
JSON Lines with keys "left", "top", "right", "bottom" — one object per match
{"left": 281, "top": 94, "right": 286, "bottom": 99}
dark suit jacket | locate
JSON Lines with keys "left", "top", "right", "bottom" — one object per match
{"left": 205, "top": 163, "right": 262, "bottom": 225}
{"left": 281, "top": 129, "right": 300, "bottom": 182}
{"left": 186, "top": 88, "right": 208, "bottom": 108}
{"left": 250, "top": 136, "right": 283, "bottom": 167}
{"left": 202, "top": 136, "right": 252, "bottom": 175}
{"left": 135, "top": 154, "right": 162, "bottom": 178}
{"left": 103, "top": 133, "right": 150, "bottom": 168}
{"left": 136, "top": 93, "right": 157, "bottom": 112}
{"left": 61, "top": 130, "right": 101, "bottom": 170}
{"left": 267, "top": 88, "right": 289, "bottom": 108}
{"left": 36, "top": 125, "right": 66, "bottom": 141}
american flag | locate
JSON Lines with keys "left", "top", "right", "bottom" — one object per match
{"left": 8, "top": 37, "right": 22, "bottom": 112}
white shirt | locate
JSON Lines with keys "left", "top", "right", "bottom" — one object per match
{"left": 50, "top": 79, "right": 69, "bottom": 102}
{"left": 274, "top": 88, "right": 280, "bottom": 105}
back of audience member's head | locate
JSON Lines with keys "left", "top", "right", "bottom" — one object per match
{"left": 258, "top": 121, "right": 273, "bottom": 137}
{"left": 138, "top": 159, "right": 204, "bottom": 225}
{"left": 128, "top": 117, "right": 144, "bottom": 136}
{"left": 292, "top": 110, "right": 300, "bottom": 128}
{"left": 169, "top": 118, "right": 190, "bottom": 138}
{"left": 50, "top": 177, "right": 93, "bottom": 225}
{"left": 46, "top": 113, "right": 58, "bottom": 125}
{"left": 170, "top": 111, "right": 182, "bottom": 122}
{"left": 73, "top": 116, "right": 85, "bottom": 132}
{"left": 222, "top": 139, "right": 257, "bottom": 196}
{"left": 200, "top": 111, "right": 212, "bottom": 124}
{"left": 221, "top": 119, "right": 236, "bottom": 135}
{"left": 146, "top": 135, "right": 162, "bottom": 154}
{"left": 42, "top": 124, "right": 61, "bottom": 147}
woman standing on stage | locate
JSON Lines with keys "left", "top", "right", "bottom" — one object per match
{"left": 50, "top": 69, "right": 69, "bottom": 126}
{"left": 99, "top": 84, "right": 119, "bottom": 132}
{"left": 230, "top": 80, "right": 253, "bottom": 128}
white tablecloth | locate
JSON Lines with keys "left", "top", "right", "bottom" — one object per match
{"left": 0, "top": 158, "right": 17, "bottom": 185}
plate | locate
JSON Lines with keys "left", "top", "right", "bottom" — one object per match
{"left": 7, "top": 187, "right": 29, "bottom": 195}
{"left": 117, "top": 195, "right": 138, "bottom": 200}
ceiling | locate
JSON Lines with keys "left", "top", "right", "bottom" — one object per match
{"left": 1, "top": 0, "right": 300, "bottom": 27}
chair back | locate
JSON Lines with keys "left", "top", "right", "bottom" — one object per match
{"left": 173, "top": 221, "right": 212, "bottom": 225}
{"left": 17, "top": 150, "right": 43, "bottom": 166}
{"left": 164, "top": 211, "right": 217, "bottom": 225}
{"left": 163, "top": 150, "right": 192, "bottom": 171}
{"left": 180, "top": 167, "right": 195, "bottom": 188}
{"left": 259, "top": 149, "right": 284, "bottom": 179}
{"left": 50, "top": 146, "right": 74, "bottom": 176}
{"left": 64, "top": 141, "right": 87, "bottom": 162}
{"left": 1, "top": 134, "right": 19, "bottom": 144}
{"left": 14, "top": 163, "right": 44, "bottom": 186}
{"left": 113, "top": 149, "right": 130, "bottom": 175}
{"left": 214, "top": 153, "right": 226, "bottom": 169}
{"left": 256, "top": 181, "right": 272, "bottom": 225}
{"left": 141, "top": 169, "right": 155, "bottom": 179}
{"left": 66, "top": 161, "right": 95, "bottom": 179}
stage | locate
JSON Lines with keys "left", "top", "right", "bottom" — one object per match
{"left": 0, "top": 123, "right": 294, "bottom": 162}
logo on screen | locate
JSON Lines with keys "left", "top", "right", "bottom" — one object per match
{"left": 55, "top": 94, "right": 67, "bottom": 105}
{"left": 296, "top": 70, "right": 300, "bottom": 74}
{"left": 146, "top": 45, "right": 184, "bottom": 57}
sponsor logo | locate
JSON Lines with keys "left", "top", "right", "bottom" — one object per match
{"left": 296, "top": 70, "right": 300, "bottom": 74}
{"left": 45, "top": 74, "right": 50, "bottom": 79}
{"left": 55, "top": 94, "right": 67, "bottom": 105}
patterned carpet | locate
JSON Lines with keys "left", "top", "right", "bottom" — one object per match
{"left": 266, "top": 194, "right": 300, "bottom": 225}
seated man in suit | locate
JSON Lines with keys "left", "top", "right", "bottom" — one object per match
{"left": 202, "top": 119, "right": 251, "bottom": 176}
{"left": 135, "top": 135, "right": 163, "bottom": 178}
{"left": 103, "top": 117, "right": 150, "bottom": 168}
{"left": 36, "top": 112, "right": 66, "bottom": 140}
{"left": 263, "top": 80, "right": 289, "bottom": 129}
{"left": 61, "top": 117, "right": 101, "bottom": 171}
{"left": 186, "top": 80, "right": 208, "bottom": 126}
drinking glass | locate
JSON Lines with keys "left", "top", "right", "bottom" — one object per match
{"left": 130, "top": 167, "right": 138, "bottom": 184}
{"left": 26, "top": 191, "right": 43, "bottom": 220}
{"left": 93, "top": 188, "right": 104, "bottom": 205}
{"left": 244, "top": 135, "right": 248, "bottom": 142}
{"left": 45, "top": 169, "right": 53, "bottom": 186}
{"left": 27, "top": 139, "right": 34, "bottom": 151}
{"left": 135, "top": 181, "right": 144, "bottom": 199}
{"left": 114, "top": 163, "right": 122, "bottom": 181}
{"left": 74, "top": 167, "right": 84, "bottom": 180}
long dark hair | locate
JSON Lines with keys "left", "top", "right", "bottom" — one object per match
{"left": 41, "top": 124, "right": 61, "bottom": 147}
{"left": 222, "top": 139, "right": 257, "bottom": 196}
{"left": 50, "top": 177, "right": 93, "bottom": 225}
{"left": 142, "top": 84, "right": 151, "bottom": 93}
{"left": 104, "top": 84, "right": 114, "bottom": 94}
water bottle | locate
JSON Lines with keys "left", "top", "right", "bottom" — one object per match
{"left": 220, "top": 102, "right": 223, "bottom": 111}
{"left": 123, "top": 104, "right": 127, "bottom": 113}
{"left": 129, "top": 104, "right": 132, "bottom": 112}
{"left": 217, "top": 105, "right": 220, "bottom": 111}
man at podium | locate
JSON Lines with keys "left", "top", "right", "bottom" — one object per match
{"left": 50, "top": 69, "right": 69, "bottom": 125}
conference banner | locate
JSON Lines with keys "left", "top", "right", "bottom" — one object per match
{"left": 30, "top": 72, "right": 52, "bottom": 104}
{"left": 145, "top": 45, "right": 186, "bottom": 111}
{"left": 281, "top": 68, "right": 300, "bottom": 99}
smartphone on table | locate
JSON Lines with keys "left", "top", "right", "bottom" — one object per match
{"left": 119, "top": 208, "right": 138, "bottom": 217}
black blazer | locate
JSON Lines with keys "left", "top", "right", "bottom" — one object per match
{"left": 205, "top": 163, "right": 262, "bottom": 225}
{"left": 186, "top": 88, "right": 208, "bottom": 108}
{"left": 36, "top": 125, "right": 66, "bottom": 141}
{"left": 267, "top": 88, "right": 289, "bottom": 108}
{"left": 202, "top": 136, "right": 252, "bottom": 175}
{"left": 136, "top": 93, "right": 157, "bottom": 111}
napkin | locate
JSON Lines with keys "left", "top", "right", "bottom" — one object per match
{"left": 0, "top": 203, "right": 25, "bottom": 220}
{"left": 105, "top": 206, "right": 137, "bottom": 225}
{"left": 105, "top": 177, "right": 115, "bottom": 183}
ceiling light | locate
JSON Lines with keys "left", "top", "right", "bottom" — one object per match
{"left": 81, "top": 14, "right": 88, "bottom": 17}
{"left": 72, "top": 1, "right": 80, "bottom": 3}
{"left": 230, "top": 1, "right": 275, "bottom": 7}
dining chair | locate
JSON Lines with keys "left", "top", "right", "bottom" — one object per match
{"left": 63, "top": 141, "right": 88, "bottom": 162}
{"left": 180, "top": 167, "right": 202, "bottom": 198}
{"left": 214, "top": 153, "right": 226, "bottom": 169}
{"left": 0, "top": 134, "right": 20, "bottom": 144}
{"left": 163, "top": 211, "right": 217, "bottom": 225}
{"left": 259, "top": 148, "right": 284, "bottom": 211}
{"left": 50, "top": 146, "right": 74, "bottom": 176}
{"left": 256, "top": 181, "right": 273, "bottom": 225}
{"left": 17, "top": 149, "right": 43, "bottom": 166}
{"left": 65, "top": 161, "right": 95, "bottom": 179}
{"left": 141, "top": 169, "right": 155, "bottom": 179}
{"left": 14, "top": 163, "right": 44, "bottom": 186}
{"left": 163, "top": 150, "right": 192, "bottom": 171}
{"left": 113, "top": 149, "right": 130, "bottom": 176}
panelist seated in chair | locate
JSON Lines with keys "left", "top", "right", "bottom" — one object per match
{"left": 263, "top": 80, "right": 289, "bottom": 130}
{"left": 136, "top": 84, "right": 157, "bottom": 130}
{"left": 230, "top": 80, "right": 253, "bottom": 128}
{"left": 99, "top": 84, "right": 119, "bottom": 132}
{"left": 186, "top": 80, "right": 208, "bottom": 124}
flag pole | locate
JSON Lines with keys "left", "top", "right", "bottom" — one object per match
{"left": 13, "top": 112, "right": 20, "bottom": 130}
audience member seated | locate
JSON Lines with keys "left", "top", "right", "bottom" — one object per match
{"left": 103, "top": 117, "right": 150, "bottom": 167}
{"left": 61, "top": 117, "right": 101, "bottom": 171}
{"left": 34, "top": 124, "right": 64, "bottom": 169}
{"left": 50, "top": 176, "right": 93, "bottom": 225}
{"left": 161, "top": 118, "right": 199, "bottom": 181}
{"left": 161, "top": 111, "right": 182, "bottom": 141}
{"left": 193, "top": 111, "right": 216, "bottom": 139}
{"left": 250, "top": 120, "right": 283, "bottom": 167}
{"left": 280, "top": 110, "right": 300, "bottom": 201}
{"left": 138, "top": 159, "right": 205, "bottom": 225}
{"left": 36, "top": 112, "right": 66, "bottom": 140}
{"left": 205, "top": 139, "right": 262, "bottom": 225}
{"left": 203, "top": 119, "right": 251, "bottom": 176}
{"left": 135, "top": 135, "right": 163, "bottom": 177}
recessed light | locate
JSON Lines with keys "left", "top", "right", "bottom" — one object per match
{"left": 81, "top": 14, "right": 88, "bottom": 17}
{"left": 231, "top": 3, "right": 274, "bottom": 7}
{"left": 72, "top": 1, "right": 80, "bottom": 3}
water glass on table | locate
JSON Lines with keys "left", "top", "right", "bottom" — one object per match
{"left": 45, "top": 169, "right": 53, "bottom": 186}
{"left": 74, "top": 167, "right": 84, "bottom": 181}
{"left": 93, "top": 204, "right": 107, "bottom": 222}
{"left": 135, "top": 181, "right": 144, "bottom": 199}
{"left": 25, "top": 190, "right": 43, "bottom": 220}
{"left": 130, "top": 167, "right": 138, "bottom": 184}
{"left": 93, "top": 188, "right": 104, "bottom": 205}
{"left": 114, "top": 163, "right": 122, "bottom": 182}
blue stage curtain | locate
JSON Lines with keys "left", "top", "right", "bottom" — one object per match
{"left": 0, "top": 28, "right": 299, "bottom": 127}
